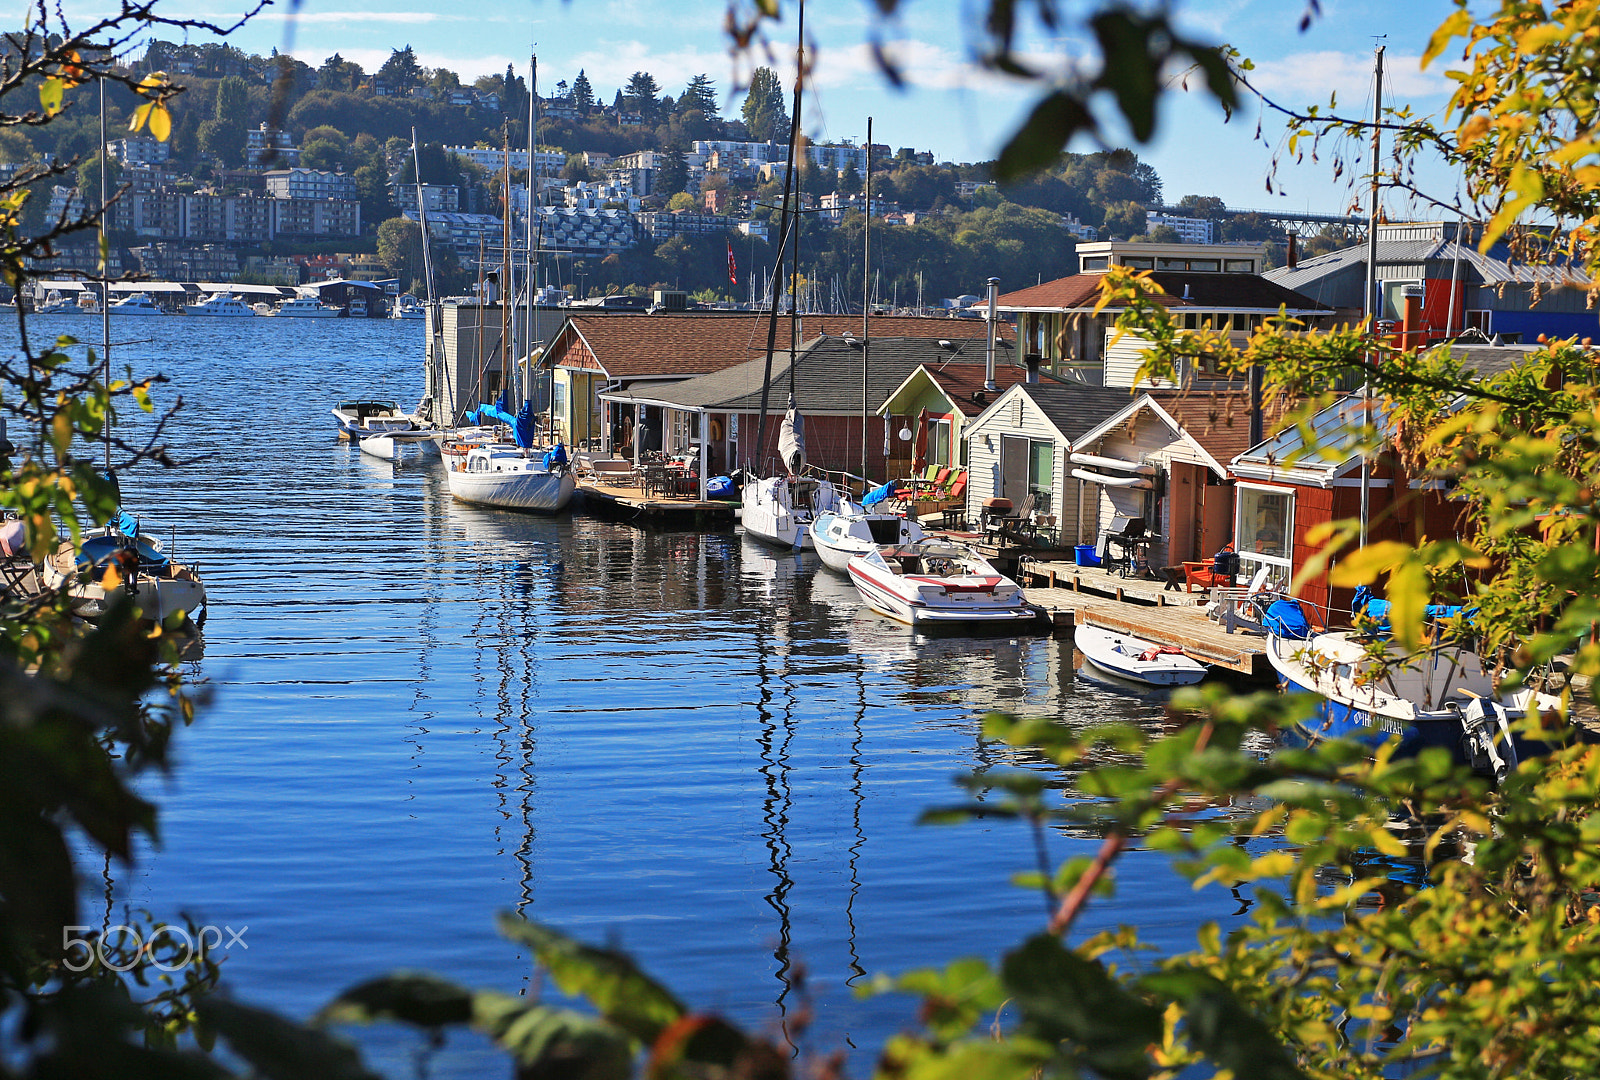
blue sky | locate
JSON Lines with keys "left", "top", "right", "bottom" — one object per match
{"left": 149, "top": 0, "right": 1464, "bottom": 214}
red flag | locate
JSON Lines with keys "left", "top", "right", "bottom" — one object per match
{"left": 727, "top": 241, "right": 737, "bottom": 286}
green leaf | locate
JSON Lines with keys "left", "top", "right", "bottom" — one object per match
{"left": 1090, "top": 11, "right": 1162, "bottom": 141}
{"left": 1001, "top": 933, "right": 1162, "bottom": 1078}
{"left": 496, "top": 914, "right": 684, "bottom": 1043}
{"left": 1139, "top": 969, "right": 1307, "bottom": 1080}
{"left": 470, "top": 992, "right": 633, "bottom": 1078}
{"left": 39, "top": 76, "right": 64, "bottom": 114}
{"left": 995, "top": 90, "right": 1092, "bottom": 182}
{"left": 316, "top": 971, "right": 475, "bottom": 1028}
{"left": 196, "top": 999, "right": 383, "bottom": 1080}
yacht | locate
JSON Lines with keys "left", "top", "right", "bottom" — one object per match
{"left": 109, "top": 293, "right": 165, "bottom": 316}
{"left": 270, "top": 296, "right": 344, "bottom": 318}
{"left": 446, "top": 442, "right": 577, "bottom": 513}
{"left": 184, "top": 293, "right": 257, "bottom": 317}
{"left": 390, "top": 294, "right": 426, "bottom": 320}
{"left": 347, "top": 296, "right": 368, "bottom": 318}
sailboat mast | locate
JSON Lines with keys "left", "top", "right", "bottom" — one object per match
{"left": 99, "top": 75, "right": 110, "bottom": 473}
{"left": 1360, "top": 44, "right": 1384, "bottom": 547}
{"left": 411, "top": 130, "right": 450, "bottom": 427}
{"left": 786, "top": 3, "right": 805, "bottom": 399}
{"left": 534, "top": 50, "right": 547, "bottom": 412}
{"left": 752, "top": 2, "right": 805, "bottom": 475}
{"left": 860, "top": 117, "right": 871, "bottom": 489}
{"left": 502, "top": 131, "right": 512, "bottom": 413}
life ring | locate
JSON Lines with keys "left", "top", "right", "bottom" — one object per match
{"left": 709, "top": 418, "right": 725, "bottom": 442}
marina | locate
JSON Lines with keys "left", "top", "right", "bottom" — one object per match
{"left": 11, "top": 313, "right": 1267, "bottom": 1079}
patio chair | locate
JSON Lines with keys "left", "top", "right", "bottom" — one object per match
{"left": 1182, "top": 544, "right": 1238, "bottom": 593}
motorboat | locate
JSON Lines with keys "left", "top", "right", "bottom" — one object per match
{"left": 347, "top": 296, "right": 368, "bottom": 317}
{"left": 846, "top": 539, "right": 1040, "bottom": 628}
{"left": 741, "top": 473, "right": 841, "bottom": 550}
{"left": 1258, "top": 595, "right": 1562, "bottom": 783}
{"left": 445, "top": 443, "right": 577, "bottom": 513}
{"left": 269, "top": 296, "right": 343, "bottom": 318}
{"left": 390, "top": 294, "right": 426, "bottom": 320}
{"left": 331, "top": 400, "right": 422, "bottom": 442}
{"left": 810, "top": 498, "right": 924, "bottom": 573}
{"left": 34, "top": 292, "right": 79, "bottom": 314}
{"left": 38, "top": 517, "right": 206, "bottom": 625}
{"left": 184, "top": 293, "right": 257, "bottom": 316}
{"left": 108, "top": 292, "right": 165, "bottom": 316}
{"left": 1075, "top": 623, "right": 1209, "bottom": 687}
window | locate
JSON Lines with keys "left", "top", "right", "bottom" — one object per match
{"left": 932, "top": 418, "right": 952, "bottom": 465}
{"left": 1028, "top": 441, "right": 1054, "bottom": 507}
{"left": 1236, "top": 484, "right": 1293, "bottom": 588}
{"left": 1157, "top": 258, "right": 1220, "bottom": 272}
{"left": 1122, "top": 256, "right": 1154, "bottom": 269}
{"left": 1081, "top": 255, "right": 1109, "bottom": 271}
{"left": 1224, "top": 259, "right": 1255, "bottom": 273}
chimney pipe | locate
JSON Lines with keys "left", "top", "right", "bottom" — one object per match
{"left": 984, "top": 276, "right": 999, "bottom": 392}
{"left": 1401, "top": 283, "right": 1424, "bottom": 351}
{"left": 1286, "top": 232, "right": 1298, "bottom": 270}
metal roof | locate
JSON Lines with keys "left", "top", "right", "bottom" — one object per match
{"left": 1268, "top": 237, "right": 1590, "bottom": 293}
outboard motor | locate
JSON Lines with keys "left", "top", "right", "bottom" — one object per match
{"left": 1457, "top": 695, "right": 1518, "bottom": 785}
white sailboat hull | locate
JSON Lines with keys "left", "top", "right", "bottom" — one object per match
{"left": 810, "top": 505, "right": 924, "bottom": 573}
{"left": 741, "top": 475, "right": 840, "bottom": 550}
{"left": 446, "top": 445, "right": 576, "bottom": 512}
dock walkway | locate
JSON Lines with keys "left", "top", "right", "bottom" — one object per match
{"left": 1016, "top": 555, "right": 1270, "bottom": 677}
{"left": 577, "top": 480, "right": 736, "bottom": 530}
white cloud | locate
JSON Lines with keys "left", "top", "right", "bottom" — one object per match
{"left": 1243, "top": 50, "right": 1452, "bottom": 105}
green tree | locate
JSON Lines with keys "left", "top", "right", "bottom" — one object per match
{"left": 75, "top": 152, "right": 120, "bottom": 213}
{"left": 378, "top": 44, "right": 422, "bottom": 92}
{"left": 741, "top": 66, "right": 788, "bottom": 143}
{"left": 570, "top": 69, "right": 594, "bottom": 113}
{"left": 838, "top": 159, "right": 862, "bottom": 196}
{"left": 679, "top": 73, "right": 719, "bottom": 121}
{"left": 199, "top": 73, "right": 249, "bottom": 166}
{"left": 624, "top": 70, "right": 661, "bottom": 121}
{"left": 655, "top": 141, "right": 689, "bottom": 197}
{"left": 298, "top": 124, "right": 349, "bottom": 171}
{"left": 317, "top": 52, "right": 364, "bottom": 93}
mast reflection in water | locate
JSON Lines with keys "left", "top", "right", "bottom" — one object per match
{"left": 15, "top": 316, "right": 1259, "bottom": 1078}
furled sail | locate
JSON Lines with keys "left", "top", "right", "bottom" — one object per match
{"left": 778, "top": 393, "right": 806, "bottom": 475}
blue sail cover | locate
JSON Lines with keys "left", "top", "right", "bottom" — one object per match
{"left": 514, "top": 401, "right": 537, "bottom": 448}
{"left": 468, "top": 403, "right": 518, "bottom": 427}
{"left": 863, "top": 480, "right": 897, "bottom": 506}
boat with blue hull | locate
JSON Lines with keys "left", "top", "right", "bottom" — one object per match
{"left": 1258, "top": 597, "right": 1561, "bottom": 783}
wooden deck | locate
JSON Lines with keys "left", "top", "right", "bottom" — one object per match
{"left": 577, "top": 481, "right": 737, "bottom": 530}
{"left": 1015, "top": 555, "right": 1271, "bottom": 677}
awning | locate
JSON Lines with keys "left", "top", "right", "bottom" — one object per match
{"left": 1071, "top": 468, "right": 1153, "bottom": 489}
{"left": 1069, "top": 451, "right": 1154, "bottom": 475}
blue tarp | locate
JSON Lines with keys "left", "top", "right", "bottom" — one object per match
{"left": 468, "top": 403, "right": 518, "bottom": 427}
{"left": 1262, "top": 598, "right": 1313, "bottom": 640}
{"left": 542, "top": 443, "right": 568, "bottom": 470}
{"left": 514, "top": 401, "right": 537, "bottom": 449}
{"left": 706, "top": 476, "right": 735, "bottom": 498}
{"left": 1353, "top": 586, "right": 1475, "bottom": 635}
{"left": 862, "top": 480, "right": 897, "bottom": 507}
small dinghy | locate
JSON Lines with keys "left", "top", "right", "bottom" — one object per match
{"left": 1075, "top": 623, "right": 1208, "bottom": 687}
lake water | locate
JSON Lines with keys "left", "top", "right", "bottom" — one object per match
{"left": 14, "top": 313, "right": 1252, "bottom": 1076}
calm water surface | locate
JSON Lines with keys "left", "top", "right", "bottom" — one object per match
{"left": 13, "top": 314, "right": 1252, "bottom": 1076}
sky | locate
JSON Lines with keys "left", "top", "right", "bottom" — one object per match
{"left": 129, "top": 0, "right": 1467, "bottom": 216}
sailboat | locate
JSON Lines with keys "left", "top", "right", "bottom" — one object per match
{"left": 47, "top": 79, "right": 208, "bottom": 625}
{"left": 740, "top": 2, "right": 841, "bottom": 549}
{"left": 808, "top": 117, "right": 924, "bottom": 570}
{"left": 441, "top": 55, "right": 575, "bottom": 515}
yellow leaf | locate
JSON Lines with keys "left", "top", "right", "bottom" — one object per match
{"left": 1423, "top": 9, "right": 1473, "bottom": 68}
{"left": 1457, "top": 114, "right": 1491, "bottom": 149}
{"left": 100, "top": 563, "right": 122, "bottom": 591}
{"left": 138, "top": 70, "right": 169, "bottom": 90}
{"left": 129, "top": 101, "right": 153, "bottom": 134}
{"left": 1327, "top": 540, "right": 1412, "bottom": 587}
{"left": 1387, "top": 557, "right": 1429, "bottom": 651}
{"left": 1515, "top": 22, "right": 1568, "bottom": 55}
{"left": 38, "top": 77, "right": 63, "bottom": 115}
{"left": 147, "top": 103, "right": 171, "bottom": 143}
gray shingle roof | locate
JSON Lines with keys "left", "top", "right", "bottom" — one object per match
{"left": 1016, "top": 381, "right": 1138, "bottom": 442}
{"left": 602, "top": 335, "right": 1019, "bottom": 414}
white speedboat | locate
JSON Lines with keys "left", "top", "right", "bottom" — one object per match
{"left": 184, "top": 293, "right": 257, "bottom": 316}
{"left": 810, "top": 498, "right": 924, "bottom": 573}
{"left": 741, "top": 474, "right": 841, "bottom": 550}
{"left": 269, "top": 296, "right": 343, "bottom": 317}
{"left": 1075, "top": 623, "right": 1209, "bottom": 686}
{"left": 445, "top": 443, "right": 577, "bottom": 513}
{"left": 331, "top": 400, "right": 420, "bottom": 441}
{"left": 109, "top": 292, "right": 165, "bottom": 316}
{"left": 40, "top": 523, "right": 206, "bottom": 624}
{"left": 846, "top": 539, "right": 1039, "bottom": 628}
